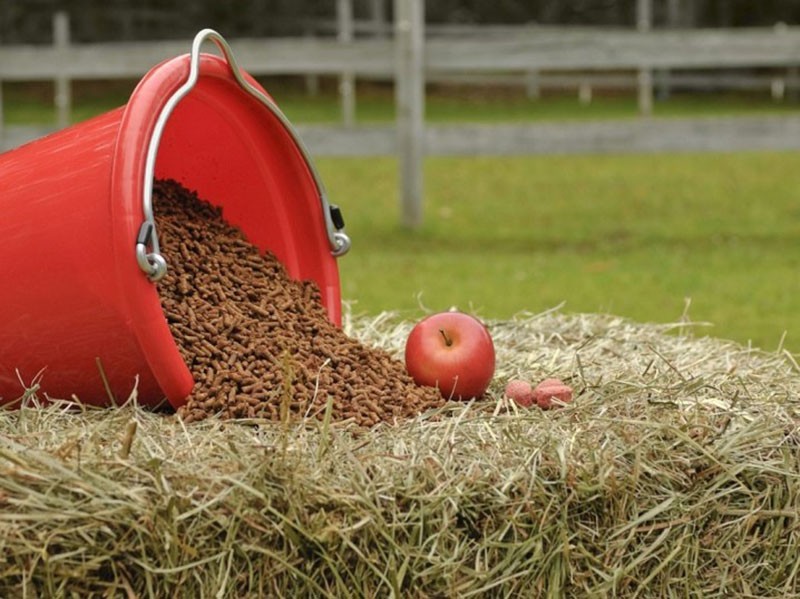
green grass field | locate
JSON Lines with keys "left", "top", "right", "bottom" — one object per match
{"left": 319, "top": 152, "right": 800, "bottom": 352}
{"left": 4, "top": 81, "right": 800, "bottom": 350}
{"left": 4, "top": 79, "right": 799, "bottom": 125}
{"left": 277, "top": 86, "right": 800, "bottom": 123}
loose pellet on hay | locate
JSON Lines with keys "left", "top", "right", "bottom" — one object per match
{"left": 153, "top": 179, "right": 444, "bottom": 426}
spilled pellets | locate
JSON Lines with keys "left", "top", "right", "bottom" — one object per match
{"left": 154, "top": 179, "right": 444, "bottom": 426}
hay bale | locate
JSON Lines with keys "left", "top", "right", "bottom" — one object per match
{"left": 1, "top": 311, "right": 799, "bottom": 597}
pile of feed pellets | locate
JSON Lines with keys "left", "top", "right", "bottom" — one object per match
{"left": 154, "top": 179, "right": 444, "bottom": 426}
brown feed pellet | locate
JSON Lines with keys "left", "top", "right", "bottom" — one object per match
{"left": 153, "top": 179, "right": 444, "bottom": 426}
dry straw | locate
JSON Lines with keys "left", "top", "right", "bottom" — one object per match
{"left": 2, "top": 309, "right": 800, "bottom": 597}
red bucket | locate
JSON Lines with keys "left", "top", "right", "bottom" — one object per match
{"left": 0, "top": 30, "right": 350, "bottom": 410}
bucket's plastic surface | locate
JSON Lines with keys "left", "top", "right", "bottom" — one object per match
{"left": 0, "top": 36, "right": 345, "bottom": 410}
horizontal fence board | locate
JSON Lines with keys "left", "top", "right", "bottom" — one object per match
{"left": 426, "top": 116, "right": 800, "bottom": 154}
{"left": 297, "top": 116, "right": 800, "bottom": 156}
{"left": 2, "top": 27, "right": 800, "bottom": 80}
{"left": 0, "top": 42, "right": 185, "bottom": 79}
{"left": 225, "top": 38, "right": 393, "bottom": 75}
{"left": 6, "top": 116, "right": 800, "bottom": 155}
{"left": 426, "top": 28, "right": 800, "bottom": 71}
{"left": 295, "top": 124, "right": 397, "bottom": 155}
{"left": 0, "top": 126, "right": 57, "bottom": 152}
{"left": 0, "top": 38, "right": 395, "bottom": 79}
{"left": 429, "top": 71, "right": 800, "bottom": 91}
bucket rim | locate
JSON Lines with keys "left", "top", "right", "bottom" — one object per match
{"left": 110, "top": 53, "right": 198, "bottom": 409}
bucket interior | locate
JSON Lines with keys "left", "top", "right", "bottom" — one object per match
{"left": 113, "top": 54, "right": 342, "bottom": 407}
{"left": 153, "top": 72, "right": 341, "bottom": 318}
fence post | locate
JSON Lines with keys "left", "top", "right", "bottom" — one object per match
{"left": 337, "top": 0, "right": 356, "bottom": 127}
{"left": 0, "top": 79, "right": 4, "bottom": 144}
{"left": 525, "top": 71, "right": 540, "bottom": 100}
{"left": 394, "top": 0, "right": 425, "bottom": 229}
{"left": 657, "top": 0, "right": 682, "bottom": 101}
{"left": 666, "top": 0, "right": 682, "bottom": 27}
{"left": 774, "top": 22, "right": 794, "bottom": 102}
{"left": 370, "top": 0, "right": 388, "bottom": 37}
{"left": 53, "top": 11, "right": 71, "bottom": 129}
{"left": 303, "top": 28, "right": 320, "bottom": 96}
{"left": 636, "top": 0, "right": 653, "bottom": 116}
{"left": 788, "top": 66, "right": 799, "bottom": 102}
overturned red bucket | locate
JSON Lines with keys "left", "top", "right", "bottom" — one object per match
{"left": 0, "top": 29, "right": 350, "bottom": 409}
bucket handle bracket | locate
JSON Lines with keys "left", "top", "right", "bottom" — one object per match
{"left": 136, "top": 220, "right": 167, "bottom": 281}
{"left": 137, "top": 28, "right": 351, "bottom": 282}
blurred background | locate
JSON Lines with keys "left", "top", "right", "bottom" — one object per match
{"left": 2, "top": 0, "right": 800, "bottom": 351}
{"left": 3, "top": 1, "right": 800, "bottom": 41}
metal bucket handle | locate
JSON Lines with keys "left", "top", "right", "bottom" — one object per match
{"left": 136, "top": 28, "right": 351, "bottom": 282}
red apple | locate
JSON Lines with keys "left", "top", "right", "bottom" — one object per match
{"left": 404, "top": 311, "right": 495, "bottom": 400}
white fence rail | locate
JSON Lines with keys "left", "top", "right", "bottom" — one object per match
{"left": 4, "top": 25, "right": 800, "bottom": 78}
{"left": 2, "top": 1, "right": 800, "bottom": 224}
{"left": 295, "top": 115, "right": 800, "bottom": 156}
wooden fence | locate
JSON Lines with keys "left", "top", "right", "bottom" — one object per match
{"left": 2, "top": 0, "right": 800, "bottom": 225}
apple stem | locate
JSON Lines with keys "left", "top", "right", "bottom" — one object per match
{"left": 439, "top": 328, "right": 453, "bottom": 347}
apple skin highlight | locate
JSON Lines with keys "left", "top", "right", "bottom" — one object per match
{"left": 404, "top": 311, "right": 495, "bottom": 400}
